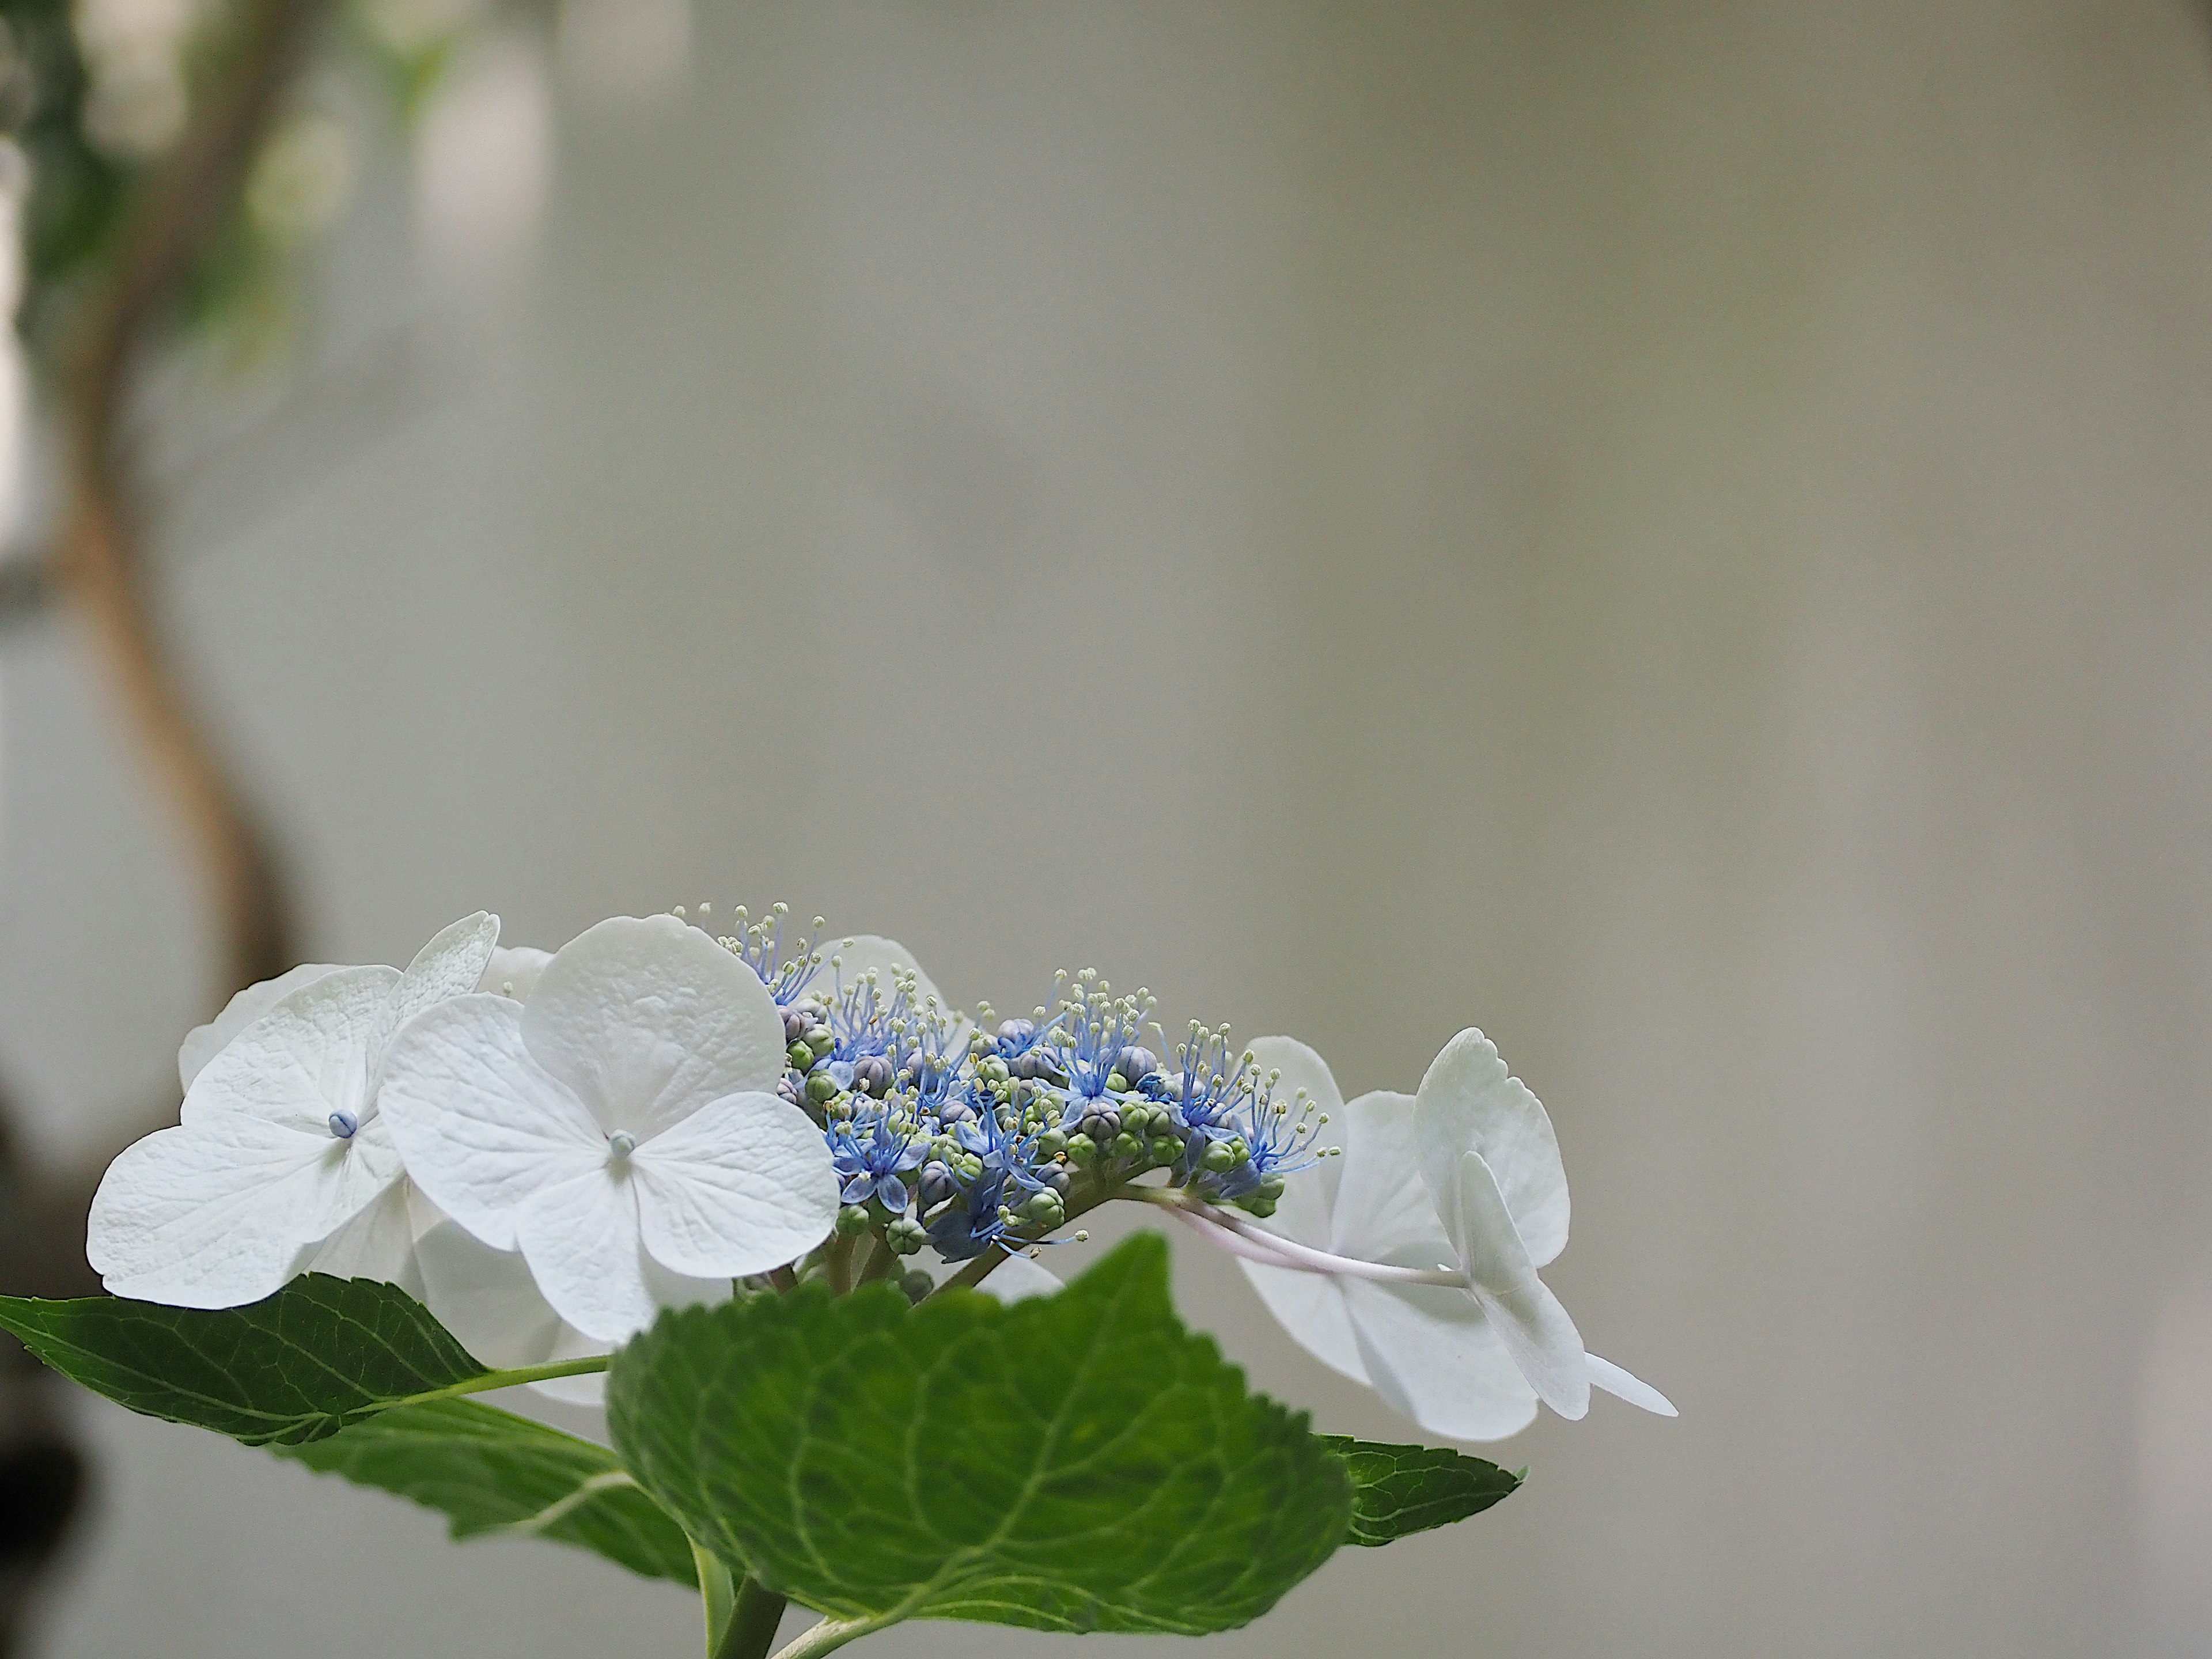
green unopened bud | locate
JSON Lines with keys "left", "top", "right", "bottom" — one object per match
{"left": 1066, "top": 1132, "right": 1097, "bottom": 1165}
{"left": 1105, "top": 1071, "right": 1129, "bottom": 1093}
{"left": 803, "top": 1025, "right": 832, "bottom": 1051}
{"left": 806, "top": 1071, "right": 839, "bottom": 1105}
{"left": 1244, "top": 1196, "right": 1278, "bottom": 1219}
{"left": 1148, "top": 1136, "right": 1182, "bottom": 1165}
{"left": 834, "top": 1204, "right": 872, "bottom": 1237}
{"left": 899, "top": 1269, "right": 935, "bottom": 1304}
{"left": 1257, "top": 1174, "right": 1286, "bottom": 1200}
{"left": 1036, "top": 1129, "right": 1067, "bottom": 1157}
{"left": 1201, "top": 1141, "right": 1238, "bottom": 1173}
{"left": 980, "top": 1056, "right": 1010, "bottom": 1084}
{"left": 886, "top": 1215, "right": 928, "bottom": 1255}
{"left": 1111, "top": 1132, "right": 1143, "bottom": 1161}
{"left": 787, "top": 1040, "right": 815, "bottom": 1070}
{"left": 1022, "top": 1191, "right": 1066, "bottom": 1227}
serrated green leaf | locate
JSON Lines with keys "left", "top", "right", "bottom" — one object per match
{"left": 1320, "top": 1435, "right": 1522, "bottom": 1546}
{"left": 0, "top": 1276, "right": 487, "bottom": 1446}
{"left": 608, "top": 1233, "right": 1351, "bottom": 1638}
{"left": 279, "top": 1397, "right": 697, "bottom": 1586}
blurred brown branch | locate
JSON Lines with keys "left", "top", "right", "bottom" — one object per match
{"left": 55, "top": 0, "right": 328, "bottom": 997}
{"left": 2, "top": 0, "right": 332, "bottom": 1648}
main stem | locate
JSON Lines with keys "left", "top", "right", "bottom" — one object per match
{"left": 714, "top": 1577, "right": 789, "bottom": 1659}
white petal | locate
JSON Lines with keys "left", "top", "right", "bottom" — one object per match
{"left": 88, "top": 1116, "right": 389, "bottom": 1308}
{"left": 479, "top": 946, "right": 554, "bottom": 1002}
{"left": 415, "top": 1218, "right": 563, "bottom": 1369}
{"left": 390, "top": 911, "right": 502, "bottom": 1036}
{"left": 1236, "top": 1256, "right": 1370, "bottom": 1385}
{"left": 1588, "top": 1352, "right": 1677, "bottom": 1416}
{"left": 380, "top": 994, "right": 607, "bottom": 1251}
{"left": 177, "top": 964, "right": 347, "bottom": 1092}
{"left": 305, "top": 1177, "right": 423, "bottom": 1297}
{"left": 1328, "top": 1090, "right": 1439, "bottom": 1262}
{"left": 522, "top": 915, "right": 787, "bottom": 1138}
{"left": 629, "top": 1092, "right": 840, "bottom": 1278}
{"left": 980, "top": 1253, "right": 1062, "bottom": 1304}
{"left": 182, "top": 965, "right": 402, "bottom": 1134}
{"left": 516, "top": 1166, "right": 657, "bottom": 1343}
{"left": 1340, "top": 1277, "right": 1540, "bottom": 1442}
{"left": 1414, "top": 1028, "right": 1570, "bottom": 1267}
{"left": 1453, "top": 1150, "right": 1588, "bottom": 1419}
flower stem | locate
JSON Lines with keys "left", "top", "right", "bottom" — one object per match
{"left": 693, "top": 1543, "right": 734, "bottom": 1658}
{"left": 389, "top": 1354, "right": 610, "bottom": 1408}
{"left": 825, "top": 1232, "right": 858, "bottom": 1295}
{"left": 765, "top": 1615, "right": 884, "bottom": 1659}
{"left": 1124, "top": 1188, "right": 1469, "bottom": 1287}
{"left": 714, "top": 1576, "right": 790, "bottom": 1659}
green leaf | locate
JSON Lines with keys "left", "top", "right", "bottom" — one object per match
{"left": 279, "top": 1397, "right": 697, "bottom": 1586}
{"left": 0, "top": 1276, "right": 488, "bottom": 1446}
{"left": 608, "top": 1233, "right": 1351, "bottom": 1638}
{"left": 1320, "top": 1435, "right": 1522, "bottom": 1547}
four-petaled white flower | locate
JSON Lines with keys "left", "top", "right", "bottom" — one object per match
{"left": 88, "top": 912, "right": 501, "bottom": 1308}
{"left": 380, "top": 914, "right": 840, "bottom": 1344}
{"left": 1230, "top": 1030, "right": 1673, "bottom": 1441}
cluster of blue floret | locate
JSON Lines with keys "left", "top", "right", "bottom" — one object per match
{"left": 713, "top": 908, "right": 1317, "bottom": 1271}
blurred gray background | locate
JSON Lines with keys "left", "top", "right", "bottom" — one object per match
{"left": 5, "top": 2, "right": 2212, "bottom": 1655}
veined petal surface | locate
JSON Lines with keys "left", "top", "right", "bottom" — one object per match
{"left": 176, "top": 963, "right": 345, "bottom": 1093}
{"left": 381, "top": 995, "right": 606, "bottom": 1251}
{"left": 182, "top": 965, "right": 402, "bottom": 1133}
{"left": 1237, "top": 1257, "right": 1369, "bottom": 1385}
{"left": 389, "top": 911, "right": 501, "bottom": 1037}
{"left": 1341, "top": 1276, "right": 1540, "bottom": 1443}
{"left": 88, "top": 1117, "right": 387, "bottom": 1308}
{"left": 1452, "top": 1150, "right": 1588, "bottom": 1418}
{"left": 1328, "top": 1090, "right": 1438, "bottom": 1262}
{"left": 628, "top": 1092, "right": 839, "bottom": 1278}
{"left": 516, "top": 1166, "right": 657, "bottom": 1343}
{"left": 521, "top": 916, "right": 786, "bottom": 1139}
{"left": 1414, "top": 1029, "right": 1569, "bottom": 1267}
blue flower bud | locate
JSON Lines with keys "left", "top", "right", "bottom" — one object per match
{"left": 995, "top": 1017, "right": 1036, "bottom": 1050}
{"left": 1115, "top": 1045, "right": 1161, "bottom": 1085}
{"left": 781, "top": 1006, "right": 810, "bottom": 1044}
{"left": 918, "top": 1161, "right": 958, "bottom": 1210}
{"left": 327, "top": 1109, "right": 358, "bottom": 1139}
